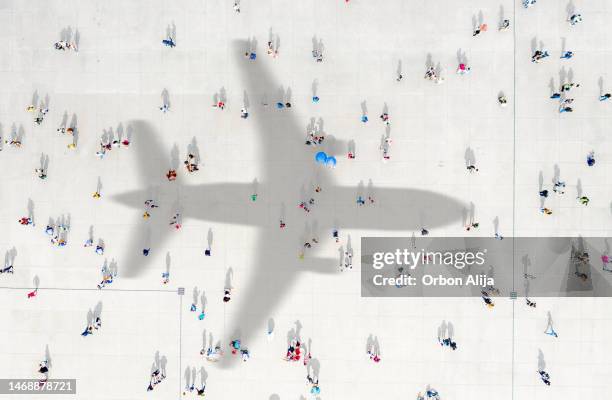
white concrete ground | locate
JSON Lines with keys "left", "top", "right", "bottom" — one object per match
{"left": 0, "top": 0, "right": 611, "bottom": 399}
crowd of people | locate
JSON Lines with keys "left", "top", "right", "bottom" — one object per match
{"left": 3, "top": 1, "right": 610, "bottom": 398}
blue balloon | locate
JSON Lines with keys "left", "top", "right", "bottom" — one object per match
{"left": 315, "top": 151, "right": 327, "bottom": 163}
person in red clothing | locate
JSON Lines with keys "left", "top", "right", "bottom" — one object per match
{"left": 19, "top": 217, "right": 34, "bottom": 226}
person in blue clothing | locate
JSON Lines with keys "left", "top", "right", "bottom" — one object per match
{"left": 587, "top": 151, "right": 595, "bottom": 166}
{"left": 426, "top": 388, "right": 440, "bottom": 399}
{"left": 81, "top": 324, "right": 93, "bottom": 336}
{"left": 539, "top": 370, "right": 551, "bottom": 385}
{"left": 162, "top": 38, "right": 175, "bottom": 48}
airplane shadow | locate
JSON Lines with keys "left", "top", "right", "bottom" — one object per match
{"left": 111, "top": 40, "right": 466, "bottom": 369}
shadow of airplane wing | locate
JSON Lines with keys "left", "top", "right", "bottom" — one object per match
{"left": 112, "top": 121, "right": 178, "bottom": 277}
{"left": 130, "top": 120, "right": 169, "bottom": 184}
{"left": 216, "top": 40, "right": 467, "bottom": 367}
{"left": 333, "top": 186, "right": 466, "bottom": 231}
{"left": 216, "top": 41, "right": 338, "bottom": 367}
